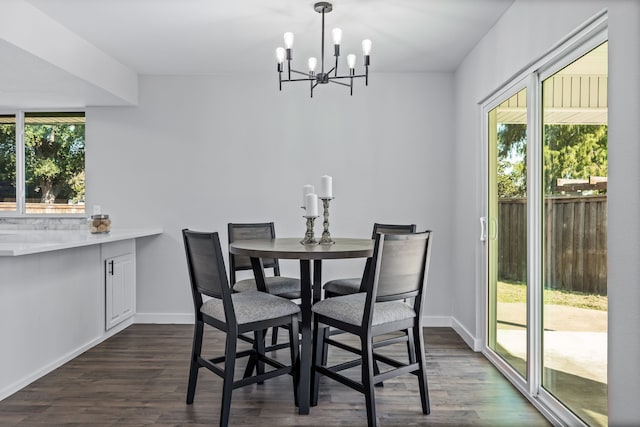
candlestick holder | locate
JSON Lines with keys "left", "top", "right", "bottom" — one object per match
{"left": 300, "top": 215, "right": 319, "bottom": 245}
{"left": 319, "top": 197, "right": 335, "bottom": 244}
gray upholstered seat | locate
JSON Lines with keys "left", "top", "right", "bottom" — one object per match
{"left": 202, "top": 290, "right": 300, "bottom": 325}
{"left": 312, "top": 292, "right": 415, "bottom": 326}
{"left": 232, "top": 276, "right": 301, "bottom": 298}
{"left": 322, "top": 277, "right": 361, "bottom": 296}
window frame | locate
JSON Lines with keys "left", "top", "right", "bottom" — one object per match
{"left": 0, "top": 109, "right": 86, "bottom": 217}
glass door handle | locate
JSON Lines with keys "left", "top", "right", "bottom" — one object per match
{"left": 489, "top": 217, "right": 498, "bottom": 240}
{"left": 481, "top": 217, "right": 498, "bottom": 241}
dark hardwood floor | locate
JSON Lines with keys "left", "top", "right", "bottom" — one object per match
{"left": 0, "top": 325, "right": 550, "bottom": 426}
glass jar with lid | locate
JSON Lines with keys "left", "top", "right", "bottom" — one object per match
{"left": 88, "top": 214, "right": 111, "bottom": 234}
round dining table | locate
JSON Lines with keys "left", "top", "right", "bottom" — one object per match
{"left": 229, "top": 237, "right": 374, "bottom": 415}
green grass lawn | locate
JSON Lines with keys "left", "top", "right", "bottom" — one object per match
{"left": 498, "top": 281, "right": 608, "bottom": 311}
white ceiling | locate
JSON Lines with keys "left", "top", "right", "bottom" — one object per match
{"left": 0, "top": 0, "right": 514, "bottom": 107}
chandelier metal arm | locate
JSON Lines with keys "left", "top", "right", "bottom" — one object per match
{"left": 289, "top": 68, "right": 311, "bottom": 77}
{"left": 284, "top": 77, "right": 315, "bottom": 82}
{"left": 328, "top": 79, "right": 350, "bottom": 88}
{"left": 327, "top": 74, "right": 366, "bottom": 80}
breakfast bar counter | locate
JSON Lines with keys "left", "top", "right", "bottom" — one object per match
{"left": 0, "top": 227, "right": 162, "bottom": 401}
{"left": 0, "top": 228, "right": 162, "bottom": 256}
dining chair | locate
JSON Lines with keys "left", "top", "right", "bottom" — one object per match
{"left": 322, "top": 223, "right": 416, "bottom": 298}
{"left": 311, "top": 231, "right": 433, "bottom": 427}
{"left": 320, "top": 223, "right": 417, "bottom": 378}
{"left": 228, "top": 222, "right": 301, "bottom": 346}
{"left": 182, "top": 229, "right": 300, "bottom": 427}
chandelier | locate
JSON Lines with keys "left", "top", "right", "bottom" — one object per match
{"left": 275, "top": 2, "right": 371, "bottom": 98}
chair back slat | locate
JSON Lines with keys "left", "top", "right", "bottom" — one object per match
{"left": 374, "top": 233, "right": 429, "bottom": 299}
{"left": 372, "top": 223, "right": 416, "bottom": 238}
{"left": 183, "top": 230, "right": 229, "bottom": 301}
{"left": 228, "top": 222, "right": 278, "bottom": 271}
{"left": 364, "top": 231, "right": 430, "bottom": 300}
{"left": 347, "top": 223, "right": 417, "bottom": 294}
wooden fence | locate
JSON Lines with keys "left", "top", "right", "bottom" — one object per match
{"left": 0, "top": 202, "right": 85, "bottom": 214}
{"left": 498, "top": 195, "right": 607, "bottom": 295}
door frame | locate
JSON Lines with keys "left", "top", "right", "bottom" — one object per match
{"left": 476, "top": 10, "right": 608, "bottom": 427}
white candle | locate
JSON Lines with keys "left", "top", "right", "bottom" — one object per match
{"left": 302, "top": 184, "right": 314, "bottom": 206}
{"left": 319, "top": 175, "right": 333, "bottom": 198}
{"left": 305, "top": 193, "right": 318, "bottom": 217}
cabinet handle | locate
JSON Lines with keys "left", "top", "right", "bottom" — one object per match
{"left": 109, "top": 260, "right": 114, "bottom": 275}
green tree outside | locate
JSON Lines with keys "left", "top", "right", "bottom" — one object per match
{"left": 0, "top": 121, "right": 17, "bottom": 199}
{"left": 0, "top": 113, "right": 85, "bottom": 205}
{"left": 497, "top": 123, "right": 607, "bottom": 197}
{"left": 25, "top": 120, "right": 85, "bottom": 203}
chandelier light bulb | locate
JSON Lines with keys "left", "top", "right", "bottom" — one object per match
{"left": 308, "top": 57, "right": 318, "bottom": 72}
{"left": 362, "top": 39, "right": 372, "bottom": 55}
{"left": 332, "top": 28, "right": 342, "bottom": 45}
{"left": 284, "top": 32, "right": 294, "bottom": 49}
{"left": 347, "top": 54, "right": 356, "bottom": 69}
{"left": 276, "top": 47, "right": 286, "bottom": 64}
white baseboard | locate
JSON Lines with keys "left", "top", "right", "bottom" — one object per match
{"left": 135, "top": 312, "right": 193, "bottom": 324}
{"left": 422, "top": 315, "right": 452, "bottom": 327}
{"left": 0, "top": 317, "right": 133, "bottom": 402}
{"left": 451, "top": 317, "right": 482, "bottom": 351}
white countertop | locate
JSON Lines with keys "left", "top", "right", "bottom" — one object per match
{"left": 0, "top": 228, "right": 162, "bottom": 256}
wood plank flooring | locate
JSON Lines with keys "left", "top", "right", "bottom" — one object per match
{"left": 0, "top": 325, "right": 550, "bottom": 426}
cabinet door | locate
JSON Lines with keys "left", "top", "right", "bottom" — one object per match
{"left": 105, "top": 254, "right": 135, "bottom": 330}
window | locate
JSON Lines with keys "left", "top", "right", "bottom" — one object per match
{"left": 0, "top": 111, "right": 85, "bottom": 215}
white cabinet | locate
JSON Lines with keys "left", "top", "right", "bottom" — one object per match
{"left": 102, "top": 240, "right": 136, "bottom": 330}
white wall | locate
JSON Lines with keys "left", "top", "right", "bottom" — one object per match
{"left": 86, "top": 72, "right": 455, "bottom": 324}
{"left": 453, "top": 0, "right": 640, "bottom": 424}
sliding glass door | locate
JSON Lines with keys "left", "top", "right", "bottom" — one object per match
{"left": 488, "top": 88, "right": 528, "bottom": 379}
{"left": 484, "top": 35, "right": 608, "bottom": 427}
{"left": 540, "top": 41, "right": 608, "bottom": 427}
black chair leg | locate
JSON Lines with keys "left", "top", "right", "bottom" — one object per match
{"left": 186, "top": 320, "right": 204, "bottom": 404}
{"left": 242, "top": 353, "right": 257, "bottom": 379}
{"left": 412, "top": 325, "right": 430, "bottom": 415}
{"left": 289, "top": 316, "right": 300, "bottom": 407}
{"left": 311, "top": 318, "right": 324, "bottom": 407}
{"left": 407, "top": 327, "right": 417, "bottom": 364}
{"left": 272, "top": 326, "right": 279, "bottom": 346}
{"left": 373, "top": 360, "right": 384, "bottom": 387}
{"left": 242, "top": 329, "right": 266, "bottom": 380}
{"left": 255, "top": 330, "right": 266, "bottom": 384}
{"left": 220, "top": 333, "right": 237, "bottom": 427}
{"left": 321, "top": 326, "right": 330, "bottom": 366}
{"left": 361, "top": 334, "right": 377, "bottom": 427}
